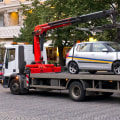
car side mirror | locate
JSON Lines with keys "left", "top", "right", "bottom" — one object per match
{"left": 102, "top": 48, "right": 108, "bottom": 52}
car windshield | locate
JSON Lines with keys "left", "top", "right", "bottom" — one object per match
{"left": 105, "top": 42, "right": 120, "bottom": 51}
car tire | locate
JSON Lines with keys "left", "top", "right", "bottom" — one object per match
{"left": 10, "top": 79, "right": 21, "bottom": 95}
{"left": 68, "top": 61, "right": 79, "bottom": 74}
{"left": 69, "top": 81, "right": 85, "bottom": 101}
{"left": 113, "top": 61, "right": 120, "bottom": 75}
{"left": 89, "top": 70, "right": 97, "bottom": 74}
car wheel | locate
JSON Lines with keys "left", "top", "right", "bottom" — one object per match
{"left": 68, "top": 61, "right": 79, "bottom": 74}
{"left": 69, "top": 81, "right": 85, "bottom": 101}
{"left": 89, "top": 70, "right": 97, "bottom": 74}
{"left": 113, "top": 62, "right": 120, "bottom": 75}
{"left": 10, "top": 79, "right": 21, "bottom": 95}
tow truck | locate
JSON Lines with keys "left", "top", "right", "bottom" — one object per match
{"left": 2, "top": 9, "right": 120, "bottom": 101}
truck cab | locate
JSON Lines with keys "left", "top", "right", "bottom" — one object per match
{"left": 3, "top": 44, "right": 47, "bottom": 88}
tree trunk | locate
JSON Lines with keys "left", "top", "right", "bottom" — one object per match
{"left": 58, "top": 46, "right": 64, "bottom": 66}
{"left": 115, "top": 28, "right": 120, "bottom": 43}
{"left": 115, "top": 3, "right": 120, "bottom": 43}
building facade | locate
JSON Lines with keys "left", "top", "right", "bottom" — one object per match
{"left": 0, "top": 0, "right": 33, "bottom": 45}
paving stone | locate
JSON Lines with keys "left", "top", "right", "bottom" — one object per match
{"left": 0, "top": 84, "right": 120, "bottom": 120}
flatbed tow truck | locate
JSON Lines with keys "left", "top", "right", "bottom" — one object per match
{"left": 2, "top": 9, "right": 120, "bottom": 101}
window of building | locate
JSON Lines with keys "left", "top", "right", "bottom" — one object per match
{"left": 0, "top": 0, "right": 3, "bottom": 2}
{"left": 0, "top": 14, "right": 4, "bottom": 27}
{"left": 9, "top": 12, "right": 18, "bottom": 26}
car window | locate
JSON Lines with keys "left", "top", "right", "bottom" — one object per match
{"left": 76, "top": 43, "right": 91, "bottom": 52}
{"left": 92, "top": 43, "right": 106, "bottom": 52}
{"left": 105, "top": 42, "right": 120, "bottom": 51}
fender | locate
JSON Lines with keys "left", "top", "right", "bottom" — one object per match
{"left": 66, "top": 79, "right": 86, "bottom": 90}
{"left": 4, "top": 73, "right": 26, "bottom": 89}
{"left": 8, "top": 73, "right": 18, "bottom": 87}
{"left": 8, "top": 73, "right": 27, "bottom": 94}
{"left": 3, "top": 73, "right": 18, "bottom": 88}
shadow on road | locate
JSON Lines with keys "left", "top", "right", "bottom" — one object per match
{"left": 27, "top": 90, "right": 70, "bottom": 100}
{"left": 85, "top": 94, "right": 120, "bottom": 104}
{"left": 24, "top": 90, "right": 120, "bottom": 103}
{"left": 3, "top": 87, "right": 120, "bottom": 103}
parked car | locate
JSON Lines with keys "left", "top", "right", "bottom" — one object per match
{"left": 0, "top": 64, "right": 3, "bottom": 83}
{"left": 66, "top": 41, "right": 120, "bottom": 74}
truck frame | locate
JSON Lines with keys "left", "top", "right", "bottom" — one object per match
{"left": 3, "top": 9, "right": 120, "bottom": 101}
{"left": 9, "top": 72, "right": 120, "bottom": 101}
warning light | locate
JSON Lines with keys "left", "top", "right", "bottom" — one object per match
{"left": 16, "top": 76, "right": 19, "bottom": 80}
{"left": 66, "top": 79, "right": 69, "bottom": 81}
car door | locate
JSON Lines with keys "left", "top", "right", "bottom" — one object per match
{"left": 91, "top": 43, "right": 114, "bottom": 70}
{"left": 74, "top": 43, "right": 94, "bottom": 69}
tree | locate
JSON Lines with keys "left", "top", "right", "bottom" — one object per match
{"left": 15, "top": 0, "right": 120, "bottom": 66}
{"left": 44, "top": 0, "right": 91, "bottom": 65}
{"left": 15, "top": 0, "right": 47, "bottom": 43}
{"left": 15, "top": 0, "right": 89, "bottom": 66}
{"left": 78, "top": 0, "right": 120, "bottom": 42}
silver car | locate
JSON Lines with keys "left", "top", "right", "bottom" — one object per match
{"left": 66, "top": 41, "right": 120, "bottom": 74}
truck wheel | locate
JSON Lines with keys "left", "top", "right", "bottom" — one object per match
{"left": 10, "top": 79, "right": 21, "bottom": 95}
{"left": 113, "top": 62, "right": 120, "bottom": 75}
{"left": 69, "top": 81, "right": 85, "bottom": 101}
{"left": 68, "top": 62, "right": 79, "bottom": 74}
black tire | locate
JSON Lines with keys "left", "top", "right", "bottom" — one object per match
{"left": 68, "top": 62, "right": 79, "bottom": 74}
{"left": 69, "top": 81, "right": 85, "bottom": 101}
{"left": 113, "top": 62, "right": 120, "bottom": 75}
{"left": 89, "top": 70, "right": 97, "bottom": 74}
{"left": 10, "top": 79, "right": 21, "bottom": 95}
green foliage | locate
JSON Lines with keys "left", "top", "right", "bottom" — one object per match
{"left": 14, "top": 0, "right": 120, "bottom": 65}
{"left": 14, "top": 0, "right": 47, "bottom": 43}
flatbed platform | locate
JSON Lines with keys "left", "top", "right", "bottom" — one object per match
{"left": 31, "top": 72, "right": 120, "bottom": 81}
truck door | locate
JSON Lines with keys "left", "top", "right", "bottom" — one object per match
{"left": 3, "top": 48, "right": 16, "bottom": 76}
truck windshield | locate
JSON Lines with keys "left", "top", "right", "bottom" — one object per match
{"left": 105, "top": 42, "right": 120, "bottom": 51}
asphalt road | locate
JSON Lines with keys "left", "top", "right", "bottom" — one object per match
{"left": 0, "top": 84, "right": 120, "bottom": 120}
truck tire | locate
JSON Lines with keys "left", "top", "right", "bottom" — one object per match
{"left": 113, "top": 61, "right": 120, "bottom": 75}
{"left": 10, "top": 79, "right": 21, "bottom": 95}
{"left": 69, "top": 81, "right": 85, "bottom": 101}
{"left": 68, "top": 62, "right": 79, "bottom": 74}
